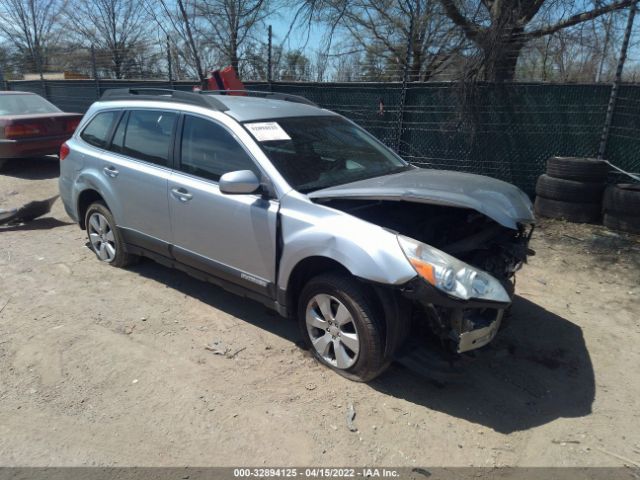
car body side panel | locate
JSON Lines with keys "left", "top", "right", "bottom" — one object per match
{"left": 277, "top": 191, "right": 417, "bottom": 290}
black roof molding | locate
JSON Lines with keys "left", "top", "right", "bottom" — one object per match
{"left": 100, "top": 88, "right": 229, "bottom": 111}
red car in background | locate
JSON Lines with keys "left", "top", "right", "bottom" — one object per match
{"left": 0, "top": 91, "right": 81, "bottom": 168}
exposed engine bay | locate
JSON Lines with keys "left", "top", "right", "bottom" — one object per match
{"left": 315, "top": 198, "right": 535, "bottom": 353}
{"left": 318, "top": 199, "right": 533, "bottom": 285}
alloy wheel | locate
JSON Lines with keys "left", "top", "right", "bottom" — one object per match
{"left": 88, "top": 212, "right": 116, "bottom": 263}
{"left": 305, "top": 293, "right": 360, "bottom": 369}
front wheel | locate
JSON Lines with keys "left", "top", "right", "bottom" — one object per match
{"left": 298, "top": 273, "right": 388, "bottom": 382}
{"left": 85, "top": 201, "right": 137, "bottom": 268}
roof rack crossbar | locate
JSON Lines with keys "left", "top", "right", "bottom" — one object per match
{"left": 100, "top": 88, "right": 229, "bottom": 111}
{"left": 200, "top": 89, "right": 318, "bottom": 107}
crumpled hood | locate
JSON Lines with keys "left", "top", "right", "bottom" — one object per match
{"left": 309, "top": 168, "right": 535, "bottom": 230}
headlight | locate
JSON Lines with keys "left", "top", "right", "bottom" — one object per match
{"left": 397, "top": 235, "right": 510, "bottom": 303}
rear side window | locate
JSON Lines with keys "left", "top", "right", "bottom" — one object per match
{"left": 120, "top": 110, "right": 176, "bottom": 166}
{"left": 80, "top": 111, "right": 118, "bottom": 149}
{"left": 180, "top": 115, "right": 258, "bottom": 181}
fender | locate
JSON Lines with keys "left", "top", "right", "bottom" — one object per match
{"left": 277, "top": 192, "right": 417, "bottom": 291}
{"left": 72, "top": 166, "right": 123, "bottom": 226}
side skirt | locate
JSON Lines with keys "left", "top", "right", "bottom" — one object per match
{"left": 124, "top": 242, "right": 288, "bottom": 317}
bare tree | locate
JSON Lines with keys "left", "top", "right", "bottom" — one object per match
{"left": 196, "top": 0, "right": 272, "bottom": 74}
{"left": 143, "top": 0, "right": 211, "bottom": 84}
{"left": 439, "top": 0, "right": 638, "bottom": 82}
{"left": 0, "top": 0, "right": 66, "bottom": 74}
{"left": 65, "top": 0, "right": 151, "bottom": 78}
{"left": 293, "top": 0, "right": 464, "bottom": 81}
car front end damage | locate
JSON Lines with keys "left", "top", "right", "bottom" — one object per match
{"left": 396, "top": 222, "right": 534, "bottom": 353}
{"left": 309, "top": 167, "right": 535, "bottom": 354}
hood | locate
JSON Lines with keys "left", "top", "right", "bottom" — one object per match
{"left": 308, "top": 168, "right": 535, "bottom": 230}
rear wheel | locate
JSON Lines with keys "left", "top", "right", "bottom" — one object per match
{"left": 85, "top": 202, "right": 137, "bottom": 268}
{"left": 298, "top": 273, "right": 388, "bottom": 382}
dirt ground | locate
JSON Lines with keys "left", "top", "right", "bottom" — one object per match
{"left": 1, "top": 157, "right": 639, "bottom": 467}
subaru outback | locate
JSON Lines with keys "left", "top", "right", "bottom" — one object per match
{"left": 59, "top": 89, "right": 535, "bottom": 381}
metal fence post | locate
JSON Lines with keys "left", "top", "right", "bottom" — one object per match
{"left": 167, "top": 36, "right": 175, "bottom": 89}
{"left": 36, "top": 53, "right": 48, "bottom": 99}
{"left": 598, "top": 3, "right": 637, "bottom": 159}
{"left": 394, "top": 13, "right": 413, "bottom": 154}
{"left": 267, "top": 25, "right": 273, "bottom": 91}
{"left": 0, "top": 67, "right": 8, "bottom": 91}
{"left": 91, "top": 45, "right": 101, "bottom": 100}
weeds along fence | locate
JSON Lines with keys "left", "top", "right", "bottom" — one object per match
{"left": 5, "top": 78, "right": 640, "bottom": 195}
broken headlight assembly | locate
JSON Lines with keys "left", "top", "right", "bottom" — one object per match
{"left": 397, "top": 235, "right": 511, "bottom": 303}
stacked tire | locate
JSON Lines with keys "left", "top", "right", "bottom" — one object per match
{"left": 534, "top": 157, "right": 608, "bottom": 224}
{"left": 602, "top": 183, "right": 640, "bottom": 234}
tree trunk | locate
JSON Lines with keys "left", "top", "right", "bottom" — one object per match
{"left": 480, "top": 27, "right": 525, "bottom": 82}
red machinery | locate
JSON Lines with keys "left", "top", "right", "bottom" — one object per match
{"left": 207, "top": 66, "right": 246, "bottom": 95}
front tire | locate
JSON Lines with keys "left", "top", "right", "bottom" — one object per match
{"left": 85, "top": 201, "right": 137, "bottom": 268}
{"left": 298, "top": 273, "right": 388, "bottom": 382}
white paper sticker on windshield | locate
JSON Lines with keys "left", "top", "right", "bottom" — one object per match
{"left": 245, "top": 122, "right": 291, "bottom": 142}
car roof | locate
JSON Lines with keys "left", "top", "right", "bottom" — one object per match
{"left": 96, "top": 89, "right": 337, "bottom": 122}
{"left": 215, "top": 95, "right": 336, "bottom": 122}
{"left": 0, "top": 91, "right": 38, "bottom": 95}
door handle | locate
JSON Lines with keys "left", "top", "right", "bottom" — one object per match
{"left": 103, "top": 166, "right": 119, "bottom": 178}
{"left": 171, "top": 187, "right": 193, "bottom": 202}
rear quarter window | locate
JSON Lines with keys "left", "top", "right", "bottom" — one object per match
{"left": 80, "top": 111, "right": 119, "bottom": 149}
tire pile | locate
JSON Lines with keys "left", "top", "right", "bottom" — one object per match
{"left": 534, "top": 157, "right": 608, "bottom": 224}
{"left": 534, "top": 156, "right": 640, "bottom": 234}
{"left": 602, "top": 184, "right": 640, "bottom": 234}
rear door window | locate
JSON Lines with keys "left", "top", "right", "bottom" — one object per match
{"left": 120, "top": 110, "right": 177, "bottom": 167}
{"left": 179, "top": 114, "right": 258, "bottom": 182}
{"left": 80, "top": 111, "right": 119, "bottom": 149}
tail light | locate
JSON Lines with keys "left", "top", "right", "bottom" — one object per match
{"left": 65, "top": 118, "right": 81, "bottom": 133}
{"left": 4, "top": 123, "right": 43, "bottom": 139}
{"left": 59, "top": 142, "right": 70, "bottom": 161}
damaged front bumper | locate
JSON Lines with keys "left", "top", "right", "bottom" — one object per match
{"left": 401, "top": 277, "right": 510, "bottom": 353}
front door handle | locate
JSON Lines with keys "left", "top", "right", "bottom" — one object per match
{"left": 171, "top": 187, "right": 193, "bottom": 202}
{"left": 103, "top": 166, "right": 119, "bottom": 178}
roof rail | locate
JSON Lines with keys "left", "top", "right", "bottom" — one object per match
{"left": 100, "top": 88, "right": 229, "bottom": 111}
{"left": 201, "top": 89, "right": 318, "bottom": 107}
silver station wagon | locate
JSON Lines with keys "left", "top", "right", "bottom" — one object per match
{"left": 59, "top": 89, "right": 535, "bottom": 381}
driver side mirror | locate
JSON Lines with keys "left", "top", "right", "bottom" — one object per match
{"left": 219, "top": 170, "right": 261, "bottom": 195}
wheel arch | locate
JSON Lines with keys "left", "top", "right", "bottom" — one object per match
{"left": 284, "top": 255, "right": 411, "bottom": 360}
{"left": 77, "top": 188, "right": 106, "bottom": 229}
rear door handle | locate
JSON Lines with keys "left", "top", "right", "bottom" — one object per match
{"left": 103, "top": 166, "right": 119, "bottom": 178}
{"left": 171, "top": 187, "right": 193, "bottom": 202}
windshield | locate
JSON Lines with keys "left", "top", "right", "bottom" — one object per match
{"left": 0, "top": 94, "right": 61, "bottom": 115}
{"left": 244, "top": 116, "right": 410, "bottom": 192}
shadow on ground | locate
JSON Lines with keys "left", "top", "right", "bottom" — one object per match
{"left": 0, "top": 156, "right": 60, "bottom": 180}
{"left": 0, "top": 217, "right": 73, "bottom": 232}
{"left": 131, "top": 260, "right": 595, "bottom": 434}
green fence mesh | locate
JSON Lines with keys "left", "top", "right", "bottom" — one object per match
{"left": 7, "top": 79, "right": 639, "bottom": 195}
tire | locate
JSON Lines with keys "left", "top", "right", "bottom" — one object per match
{"left": 603, "top": 183, "right": 640, "bottom": 214}
{"left": 535, "top": 174, "right": 605, "bottom": 203}
{"left": 534, "top": 196, "right": 601, "bottom": 223}
{"left": 85, "top": 201, "right": 138, "bottom": 268}
{"left": 546, "top": 157, "right": 609, "bottom": 182}
{"left": 603, "top": 212, "right": 640, "bottom": 235}
{"left": 298, "top": 272, "right": 388, "bottom": 382}
{"left": 0, "top": 159, "right": 8, "bottom": 171}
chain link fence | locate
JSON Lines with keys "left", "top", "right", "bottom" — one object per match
{"left": 4, "top": 78, "right": 639, "bottom": 195}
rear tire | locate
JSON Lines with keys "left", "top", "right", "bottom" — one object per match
{"left": 85, "top": 201, "right": 138, "bottom": 268}
{"left": 298, "top": 273, "right": 388, "bottom": 382}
